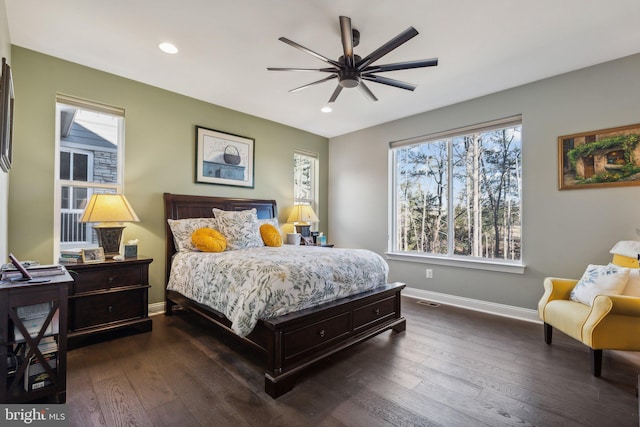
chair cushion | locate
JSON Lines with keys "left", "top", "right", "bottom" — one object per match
{"left": 570, "top": 264, "right": 629, "bottom": 306}
{"left": 544, "top": 300, "right": 592, "bottom": 342}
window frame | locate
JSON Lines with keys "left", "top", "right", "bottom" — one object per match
{"left": 53, "top": 95, "right": 125, "bottom": 259}
{"left": 387, "top": 115, "right": 525, "bottom": 274}
{"left": 293, "top": 149, "right": 319, "bottom": 210}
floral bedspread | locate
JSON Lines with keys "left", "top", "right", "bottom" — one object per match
{"left": 167, "top": 245, "right": 389, "bottom": 336}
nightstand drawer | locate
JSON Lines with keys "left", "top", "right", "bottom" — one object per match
{"left": 352, "top": 296, "right": 396, "bottom": 331}
{"left": 73, "top": 266, "right": 143, "bottom": 293}
{"left": 72, "top": 289, "right": 145, "bottom": 330}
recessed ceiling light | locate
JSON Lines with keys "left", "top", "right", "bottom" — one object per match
{"left": 321, "top": 106, "right": 332, "bottom": 113}
{"left": 159, "top": 42, "right": 178, "bottom": 54}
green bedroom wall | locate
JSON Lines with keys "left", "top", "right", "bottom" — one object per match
{"left": 8, "top": 46, "right": 328, "bottom": 306}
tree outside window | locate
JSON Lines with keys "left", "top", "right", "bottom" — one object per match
{"left": 391, "top": 118, "right": 522, "bottom": 263}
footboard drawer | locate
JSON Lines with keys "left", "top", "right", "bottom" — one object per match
{"left": 352, "top": 295, "right": 396, "bottom": 331}
{"left": 283, "top": 312, "right": 351, "bottom": 360}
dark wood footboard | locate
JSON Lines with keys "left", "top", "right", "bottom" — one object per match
{"left": 167, "top": 282, "right": 405, "bottom": 398}
{"left": 163, "top": 193, "right": 406, "bottom": 398}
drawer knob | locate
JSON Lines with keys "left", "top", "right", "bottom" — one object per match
{"left": 318, "top": 329, "right": 325, "bottom": 338}
{"left": 108, "top": 305, "right": 113, "bottom": 313}
{"left": 107, "top": 276, "right": 114, "bottom": 284}
{"left": 374, "top": 308, "right": 380, "bottom": 316}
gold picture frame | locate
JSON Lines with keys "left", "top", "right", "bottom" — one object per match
{"left": 558, "top": 123, "right": 640, "bottom": 190}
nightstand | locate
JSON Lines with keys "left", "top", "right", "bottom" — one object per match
{"left": 62, "top": 257, "right": 152, "bottom": 349}
{"left": 0, "top": 271, "right": 73, "bottom": 403}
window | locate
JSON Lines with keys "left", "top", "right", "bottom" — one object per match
{"left": 54, "top": 96, "right": 124, "bottom": 257}
{"left": 293, "top": 150, "right": 318, "bottom": 209}
{"left": 389, "top": 116, "right": 522, "bottom": 270}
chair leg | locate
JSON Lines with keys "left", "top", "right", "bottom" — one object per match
{"left": 590, "top": 349, "right": 602, "bottom": 377}
{"left": 543, "top": 322, "right": 552, "bottom": 344}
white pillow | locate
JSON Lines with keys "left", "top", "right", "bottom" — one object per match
{"left": 212, "top": 208, "right": 263, "bottom": 250}
{"left": 167, "top": 218, "right": 219, "bottom": 252}
{"left": 609, "top": 241, "right": 640, "bottom": 258}
{"left": 570, "top": 264, "right": 630, "bottom": 306}
{"left": 622, "top": 268, "right": 640, "bottom": 297}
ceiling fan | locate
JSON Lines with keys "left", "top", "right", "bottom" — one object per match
{"left": 267, "top": 16, "right": 438, "bottom": 104}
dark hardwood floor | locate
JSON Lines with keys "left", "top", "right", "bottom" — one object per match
{"left": 66, "top": 297, "right": 640, "bottom": 426}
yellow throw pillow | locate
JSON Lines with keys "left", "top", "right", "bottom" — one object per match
{"left": 191, "top": 227, "right": 227, "bottom": 252}
{"left": 260, "top": 224, "right": 282, "bottom": 247}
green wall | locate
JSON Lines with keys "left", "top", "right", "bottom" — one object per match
{"left": 9, "top": 46, "right": 328, "bottom": 305}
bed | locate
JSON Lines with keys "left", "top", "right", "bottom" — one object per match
{"left": 163, "top": 192, "right": 406, "bottom": 398}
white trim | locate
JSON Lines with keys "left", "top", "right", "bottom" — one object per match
{"left": 403, "top": 286, "right": 540, "bottom": 323}
{"left": 386, "top": 251, "right": 526, "bottom": 274}
{"left": 389, "top": 115, "right": 522, "bottom": 149}
{"left": 149, "top": 302, "right": 165, "bottom": 316}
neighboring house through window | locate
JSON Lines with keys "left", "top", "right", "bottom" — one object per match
{"left": 54, "top": 96, "right": 124, "bottom": 258}
{"left": 293, "top": 150, "right": 319, "bottom": 222}
{"left": 388, "top": 116, "right": 523, "bottom": 272}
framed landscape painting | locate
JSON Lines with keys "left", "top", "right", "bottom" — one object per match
{"left": 195, "top": 126, "right": 254, "bottom": 188}
{"left": 558, "top": 123, "right": 640, "bottom": 190}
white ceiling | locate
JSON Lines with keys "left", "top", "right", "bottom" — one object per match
{"left": 5, "top": 0, "right": 640, "bottom": 138}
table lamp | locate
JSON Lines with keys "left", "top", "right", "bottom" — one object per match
{"left": 80, "top": 194, "right": 140, "bottom": 258}
{"left": 287, "top": 204, "right": 319, "bottom": 238}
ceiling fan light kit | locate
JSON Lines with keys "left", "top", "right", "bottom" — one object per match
{"left": 268, "top": 16, "right": 438, "bottom": 104}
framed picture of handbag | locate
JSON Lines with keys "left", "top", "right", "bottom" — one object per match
{"left": 195, "top": 125, "right": 255, "bottom": 188}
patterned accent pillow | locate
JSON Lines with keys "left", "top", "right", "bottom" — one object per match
{"left": 570, "top": 264, "right": 630, "bottom": 306}
{"left": 212, "top": 208, "right": 263, "bottom": 250}
{"left": 167, "top": 218, "right": 219, "bottom": 252}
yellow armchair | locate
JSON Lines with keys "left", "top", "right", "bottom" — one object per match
{"left": 538, "top": 254, "right": 640, "bottom": 376}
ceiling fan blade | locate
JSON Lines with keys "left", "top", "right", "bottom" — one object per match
{"left": 358, "top": 82, "right": 378, "bottom": 102}
{"left": 362, "top": 58, "right": 438, "bottom": 73}
{"left": 339, "top": 16, "right": 355, "bottom": 68}
{"left": 328, "top": 85, "right": 343, "bottom": 103}
{"left": 361, "top": 74, "right": 416, "bottom": 91}
{"left": 356, "top": 27, "right": 419, "bottom": 71}
{"left": 267, "top": 67, "right": 338, "bottom": 73}
{"left": 278, "top": 37, "right": 341, "bottom": 68}
{"left": 289, "top": 74, "right": 338, "bottom": 93}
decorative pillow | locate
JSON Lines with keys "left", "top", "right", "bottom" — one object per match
{"left": 570, "top": 264, "right": 630, "bottom": 306}
{"left": 260, "top": 224, "right": 282, "bottom": 247}
{"left": 258, "top": 217, "right": 279, "bottom": 229}
{"left": 212, "top": 208, "right": 263, "bottom": 250}
{"left": 192, "top": 227, "right": 227, "bottom": 252}
{"left": 609, "top": 241, "right": 640, "bottom": 259}
{"left": 167, "top": 218, "right": 219, "bottom": 252}
{"left": 621, "top": 267, "right": 640, "bottom": 297}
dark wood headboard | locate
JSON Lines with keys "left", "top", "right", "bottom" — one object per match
{"left": 163, "top": 193, "right": 278, "bottom": 286}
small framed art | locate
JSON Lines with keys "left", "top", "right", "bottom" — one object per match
{"left": 82, "top": 247, "right": 105, "bottom": 263}
{"left": 195, "top": 126, "right": 255, "bottom": 188}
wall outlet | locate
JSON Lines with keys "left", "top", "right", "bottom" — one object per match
{"left": 426, "top": 269, "right": 433, "bottom": 279}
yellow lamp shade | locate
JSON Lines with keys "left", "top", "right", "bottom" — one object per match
{"left": 286, "top": 205, "right": 319, "bottom": 224}
{"left": 80, "top": 194, "right": 140, "bottom": 224}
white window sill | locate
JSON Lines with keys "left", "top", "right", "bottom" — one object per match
{"left": 385, "top": 251, "right": 526, "bottom": 275}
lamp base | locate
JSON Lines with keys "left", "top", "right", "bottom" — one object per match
{"left": 93, "top": 225, "right": 125, "bottom": 258}
{"left": 295, "top": 224, "right": 311, "bottom": 238}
